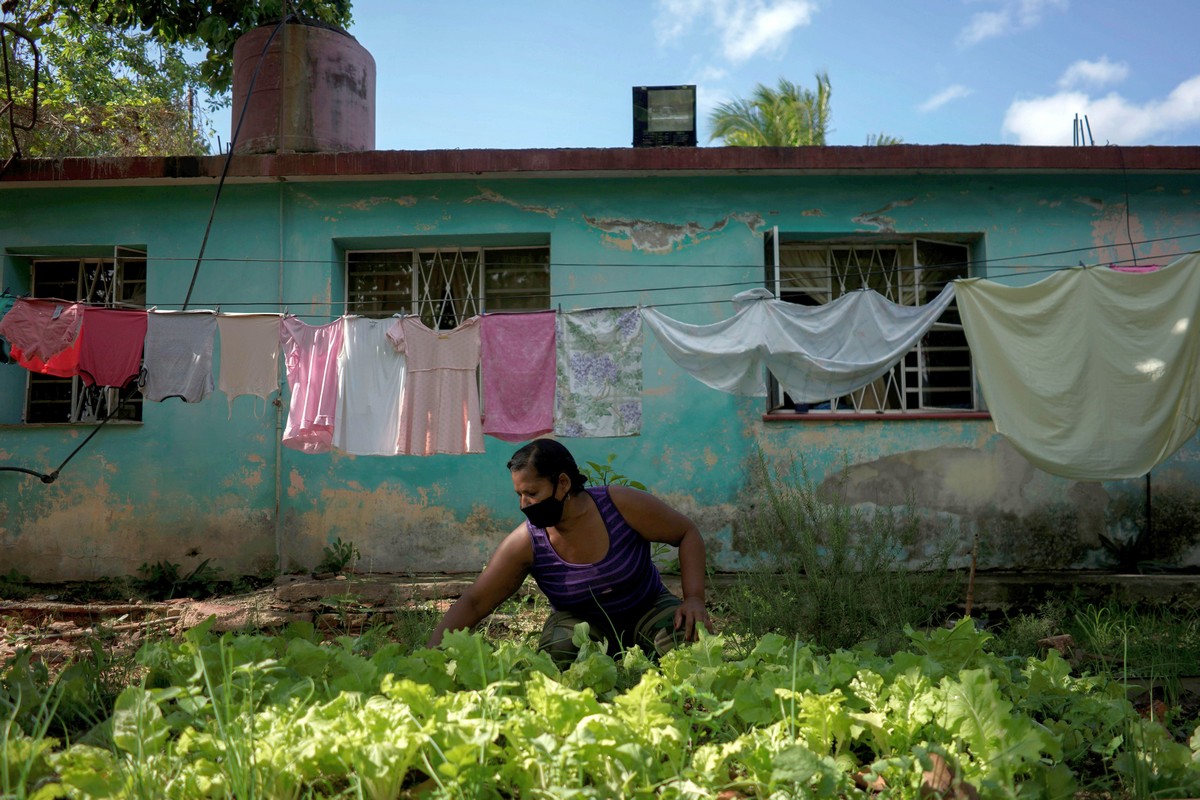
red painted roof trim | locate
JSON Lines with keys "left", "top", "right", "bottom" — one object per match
{"left": 3, "top": 145, "right": 1199, "bottom": 185}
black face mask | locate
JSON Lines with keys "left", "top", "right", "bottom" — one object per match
{"left": 521, "top": 486, "right": 565, "bottom": 529}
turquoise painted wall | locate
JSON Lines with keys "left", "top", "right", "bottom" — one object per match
{"left": 3, "top": 170, "right": 1199, "bottom": 579}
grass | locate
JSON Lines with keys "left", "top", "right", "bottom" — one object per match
{"left": 723, "top": 449, "right": 962, "bottom": 655}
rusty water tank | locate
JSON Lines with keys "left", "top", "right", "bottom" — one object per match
{"left": 230, "top": 19, "right": 375, "bottom": 154}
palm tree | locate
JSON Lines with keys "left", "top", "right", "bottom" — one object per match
{"left": 708, "top": 73, "right": 832, "bottom": 147}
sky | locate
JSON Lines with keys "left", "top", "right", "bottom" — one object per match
{"left": 214, "top": 0, "right": 1200, "bottom": 151}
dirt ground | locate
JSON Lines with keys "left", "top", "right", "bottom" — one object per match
{"left": 0, "top": 572, "right": 693, "bottom": 670}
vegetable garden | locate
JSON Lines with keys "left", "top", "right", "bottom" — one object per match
{"left": 4, "top": 609, "right": 1200, "bottom": 799}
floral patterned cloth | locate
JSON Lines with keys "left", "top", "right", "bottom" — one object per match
{"left": 554, "top": 307, "right": 643, "bottom": 438}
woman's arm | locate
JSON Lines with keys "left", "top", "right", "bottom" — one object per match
{"left": 607, "top": 484, "right": 711, "bottom": 640}
{"left": 426, "top": 525, "right": 533, "bottom": 648}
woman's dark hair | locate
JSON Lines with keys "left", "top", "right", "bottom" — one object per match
{"left": 507, "top": 439, "right": 588, "bottom": 493}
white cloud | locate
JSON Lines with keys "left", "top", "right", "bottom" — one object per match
{"left": 1058, "top": 57, "right": 1129, "bottom": 90}
{"left": 919, "top": 84, "right": 973, "bottom": 113}
{"left": 958, "top": 0, "right": 1068, "bottom": 47}
{"left": 1002, "top": 74, "right": 1200, "bottom": 144}
{"left": 654, "top": 0, "right": 818, "bottom": 63}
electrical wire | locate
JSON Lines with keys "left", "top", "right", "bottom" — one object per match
{"left": 9, "top": 229, "right": 1200, "bottom": 271}
{"left": 1, "top": 14, "right": 292, "bottom": 482}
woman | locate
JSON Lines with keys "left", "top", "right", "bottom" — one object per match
{"left": 427, "top": 439, "right": 711, "bottom": 665}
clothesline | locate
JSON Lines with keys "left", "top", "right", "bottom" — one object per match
{"left": 2, "top": 251, "right": 1189, "bottom": 318}
{"left": 3, "top": 255, "right": 1199, "bottom": 481}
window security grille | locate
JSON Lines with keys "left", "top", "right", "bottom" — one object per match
{"left": 26, "top": 247, "right": 146, "bottom": 423}
{"left": 770, "top": 239, "right": 976, "bottom": 413}
{"left": 346, "top": 246, "right": 551, "bottom": 328}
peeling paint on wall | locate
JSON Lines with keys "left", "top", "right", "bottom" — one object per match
{"left": 584, "top": 212, "right": 763, "bottom": 253}
{"left": 852, "top": 199, "right": 915, "bottom": 232}
{"left": 287, "top": 482, "right": 510, "bottom": 572}
{"left": 342, "top": 195, "right": 417, "bottom": 210}
{"left": 464, "top": 187, "right": 561, "bottom": 218}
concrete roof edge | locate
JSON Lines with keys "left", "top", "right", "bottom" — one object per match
{"left": 2, "top": 144, "right": 1199, "bottom": 185}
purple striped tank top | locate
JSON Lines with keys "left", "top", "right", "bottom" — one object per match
{"left": 527, "top": 486, "right": 667, "bottom": 625}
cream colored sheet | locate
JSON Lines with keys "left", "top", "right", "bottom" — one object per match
{"left": 955, "top": 253, "right": 1200, "bottom": 480}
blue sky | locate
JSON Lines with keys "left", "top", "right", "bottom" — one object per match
{"left": 216, "top": 0, "right": 1200, "bottom": 150}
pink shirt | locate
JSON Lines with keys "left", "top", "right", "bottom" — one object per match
{"left": 280, "top": 317, "right": 345, "bottom": 454}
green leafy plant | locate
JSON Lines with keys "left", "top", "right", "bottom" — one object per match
{"left": 6, "top": 618, "right": 1198, "bottom": 798}
{"left": 580, "top": 453, "right": 646, "bottom": 490}
{"left": 315, "top": 537, "right": 360, "bottom": 575}
{"left": 726, "top": 449, "right": 961, "bottom": 654}
{"left": 0, "top": 569, "right": 34, "bottom": 601}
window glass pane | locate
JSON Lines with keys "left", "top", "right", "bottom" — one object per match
{"left": 345, "top": 251, "right": 413, "bottom": 317}
{"left": 484, "top": 247, "right": 550, "bottom": 312}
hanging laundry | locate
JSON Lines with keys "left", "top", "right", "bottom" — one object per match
{"left": 142, "top": 311, "right": 217, "bottom": 402}
{"left": 9, "top": 338, "right": 81, "bottom": 378}
{"left": 387, "top": 316, "right": 483, "bottom": 456}
{"left": 554, "top": 307, "right": 643, "bottom": 438}
{"left": 333, "top": 317, "right": 407, "bottom": 456}
{"left": 280, "top": 317, "right": 344, "bottom": 454}
{"left": 77, "top": 307, "right": 147, "bottom": 388}
{"left": 641, "top": 286, "right": 956, "bottom": 402}
{"left": 955, "top": 253, "right": 1200, "bottom": 480}
{"left": 0, "top": 298, "right": 84, "bottom": 362}
{"left": 0, "top": 293, "right": 15, "bottom": 363}
{"left": 481, "top": 311, "right": 556, "bottom": 443}
{"left": 216, "top": 314, "right": 281, "bottom": 414}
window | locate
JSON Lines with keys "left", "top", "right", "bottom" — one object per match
{"left": 769, "top": 238, "right": 977, "bottom": 413}
{"left": 345, "top": 246, "right": 551, "bottom": 327}
{"left": 25, "top": 248, "right": 146, "bottom": 423}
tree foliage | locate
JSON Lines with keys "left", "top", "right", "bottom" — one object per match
{"left": 85, "top": 0, "right": 354, "bottom": 95}
{"left": 0, "top": 0, "right": 352, "bottom": 159}
{"left": 709, "top": 74, "right": 903, "bottom": 147}
{"left": 709, "top": 73, "right": 832, "bottom": 147}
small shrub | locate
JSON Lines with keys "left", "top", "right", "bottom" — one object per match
{"left": 133, "top": 559, "right": 223, "bottom": 600}
{"left": 726, "top": 449, "right": 961, "bottom": 654}
{"left": 0, "top": 568, "right": 34, "bottom": 600}
{"left": 316, "top": 537, "right": 359, "bottom": 575}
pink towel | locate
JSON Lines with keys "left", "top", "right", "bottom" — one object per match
{"left": 78, "top": 307, "right": 148, "bottom": 388}
{"left": 481, "top": 311, "right": 556, "bottom": 443}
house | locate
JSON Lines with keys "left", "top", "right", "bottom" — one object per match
{"left": 3, "top": 143, "right": 1200, "bottom": 582}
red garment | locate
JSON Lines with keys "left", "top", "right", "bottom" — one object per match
{"left": 11, "top": 336, "right": 82, "bottom": 378}
{"left": 0, "top": 298, "right": 83, "bottom": 362}
{"left": 77, "top": 307, "right": 148, "bottom": 388}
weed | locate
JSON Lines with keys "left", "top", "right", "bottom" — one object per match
{"left": 725, "top": 449, "right": 961, "bottom": 654}
{"left": 580, "top": 453, "right": 646, "bottom": 491}
{"left": 315, "top": 537, "right": 360, "bottom": 575}
{"left": 0, "top": 570, "right": 33, "bottom": 601}
{"left": 133, "top": 559, "right": 223, "bottom": 601}
{"left": 989, "top": 597, "right": 1071, "bottom": 657}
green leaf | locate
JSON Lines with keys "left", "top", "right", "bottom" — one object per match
{"left": 111, "top": 686, "right": 170, "bottom": 756}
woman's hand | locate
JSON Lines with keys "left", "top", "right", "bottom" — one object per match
{"left": 674, "top": 596, "right": 712, "bottom": 641}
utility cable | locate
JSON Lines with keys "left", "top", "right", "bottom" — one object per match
{"left": 182, "top": 14, "right": 291, "bottom": 310}
{"left": 2, "top": 16, "right": 291, "bottom": 480}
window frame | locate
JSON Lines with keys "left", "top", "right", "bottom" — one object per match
{"left": 766, "top": 234, "right": 981, "bottom": 417}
